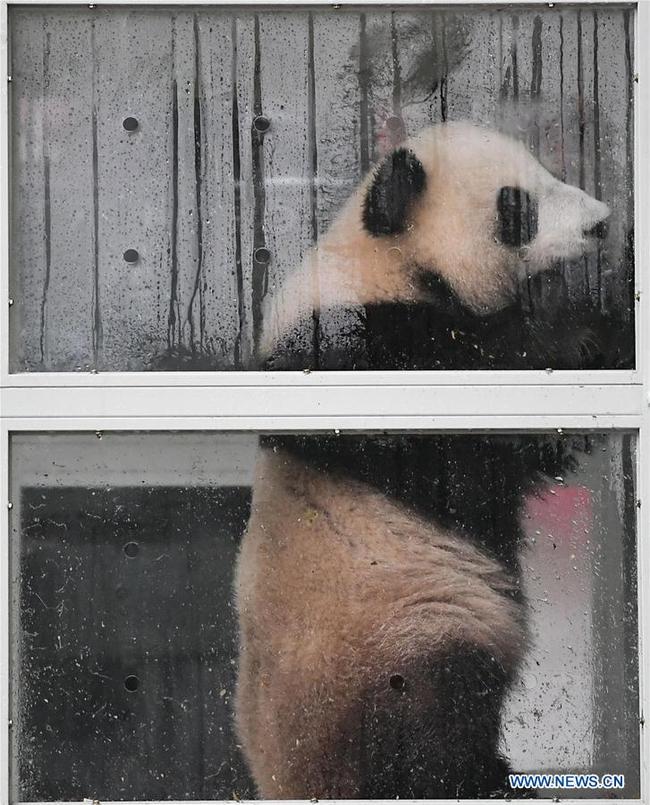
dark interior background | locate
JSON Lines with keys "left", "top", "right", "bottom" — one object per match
{"left": 14, "top": 485, "right": 254, "bottom": 801}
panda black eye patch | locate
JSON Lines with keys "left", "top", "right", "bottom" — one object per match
{"left": 497, "top": 186, "right": 538, "bottom": 248}
{"left": 363, "top": 148, "right": 427, "bottom": 236}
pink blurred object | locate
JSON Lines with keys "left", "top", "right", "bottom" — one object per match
{"left": 525, "top": 484, "right": 593, "bottom": 548}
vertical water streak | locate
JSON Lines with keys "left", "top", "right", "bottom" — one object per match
{"left": 307, "top": 11, "right": 321, "bottom": 365}
{"left": 39, "top": 27, "right": 51, "bottom": 367}
{"left": 250, "top": 14, "right": 267, "bottom": 352}
{"left": 91, "top": 19, "right": 102, "bottom": 368}
{"left": 358, "top": 13, "right": 370, "bottom": 174}
{"left": 168, "top": 21, "right": 181, "bottom": 349}
{"left": 231, "top": 16, "right": 245, "bottom": 367}
{"left": 187, "top": 13, "right": 205, "bottom": 352}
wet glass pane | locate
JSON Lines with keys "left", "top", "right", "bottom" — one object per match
{"left": 10, "top": 431, "right": 639, "bottom": 799}
{"left": 9, "top": 5, "right": 634, "bottom": 372}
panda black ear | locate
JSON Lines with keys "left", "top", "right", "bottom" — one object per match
{"left": 362, "top": 148, "right": 426, "bottom": 236}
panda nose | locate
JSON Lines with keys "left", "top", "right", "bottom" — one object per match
{"left": 584, "top": 219, "right": 608, "bottom": 240}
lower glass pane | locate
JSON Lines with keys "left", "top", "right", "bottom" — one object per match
{"left": 9, "top": 432, "right": 639, "bottom": 800}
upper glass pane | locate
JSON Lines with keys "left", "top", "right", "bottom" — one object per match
{"left": 9, "top": 5, "right": 635, "bottom": 372}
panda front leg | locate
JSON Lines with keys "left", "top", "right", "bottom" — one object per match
{"left": 357, "top": 645, "right": 521, "bottom": 799}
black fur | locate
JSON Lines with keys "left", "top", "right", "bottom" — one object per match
{"left": 362, "top": 148, "right": 427, "bottom": 236}
{"left": 358, "top": 646, "right": 531, "bottom": 798}
{"left": 263, "top": 270, "right": 634, "bottom": 372}
{"left": 497, "top": 186, "right": 539, "bottom": 247}
{"left": 260, "top": 432, "right": 585, "bottom": 571}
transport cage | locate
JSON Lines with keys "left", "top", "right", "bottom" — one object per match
{"left": 1, "top": 1, "right": 648, "bottom": 805}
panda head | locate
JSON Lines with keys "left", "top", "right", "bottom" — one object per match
{"left": 361, "top": 122, "right": 610, "bottom": 312}
{"left": 259, "top": 122, "right": 612, "bottom": 367}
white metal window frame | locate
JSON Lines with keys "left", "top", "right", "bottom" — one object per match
{"left": 0, "top": 0, "right": 649, "bottom": 803}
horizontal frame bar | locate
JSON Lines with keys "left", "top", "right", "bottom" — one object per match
{"left": 15, "top": 800, "right": 650, "bottom": 805}
{"left": 2, "top": 415, "right": 643, "bottom": 430}
{"left": 2, "top": 0, "right": 639, "bottom": 5}
{"left": 1, "top": 383, "right": 643, "bottom": 422}
{"left": 0, "top": 369, "right": 641, "bottom": 388}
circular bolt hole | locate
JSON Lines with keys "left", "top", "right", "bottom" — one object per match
{"left": 123, "top": 541, "right": 139, "bottom": 558}
{"left": 123, "top": 249, "right": 139, "bottom": 264}
{"left": 253, "top": 115, "right": 271, "bottom": 133}
{"left": 386, "top": 115, "right": 403, "bottom": 132}
{"left": 254, "top": 247, "right": 271, "bottom": 265}
{"left": 389, "top": 673, "right": 405, "bottom": 691}
{"left": 123, "top": 116, "right": 139, "bottom": 132}
{"left": 124, "top": 675, "right": 139, "bottom": 692}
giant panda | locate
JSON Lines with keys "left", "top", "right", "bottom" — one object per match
{"left": 234, "top": 122, "right": 616, "bottom": 799}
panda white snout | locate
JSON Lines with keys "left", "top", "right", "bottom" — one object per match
{"left": 577, "top": 200, "right": 610, "bottom": 260}
{"left": 532, "top": 183, "right": 610, "bottom": 265}
{"left": 579, "top": 193, "right": 611, "bottom": 240}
